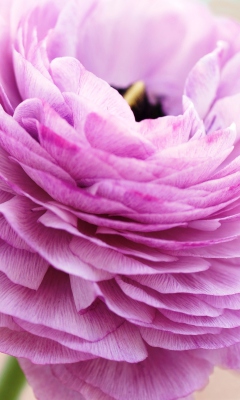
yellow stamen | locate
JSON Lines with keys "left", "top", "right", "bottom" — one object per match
{"left": 123, "top": 81, "right": 145, "bottom": 108}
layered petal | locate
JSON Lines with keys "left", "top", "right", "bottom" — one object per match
{"left": 0, "top": 1, "right": 239, "bottom": 400}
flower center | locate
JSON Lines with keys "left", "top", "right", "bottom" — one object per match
{"left": 117, "top": 81, "right": 165, "bottom": 122}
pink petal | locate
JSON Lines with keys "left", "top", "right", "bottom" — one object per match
{"left": 20, "top": 360, "right": 84, "bottom": 400}
{"left": 205, "top": 94, "right": 240, "bottom": 139}
{"left": 0, "top": 196, "right": 111, "bottom": 281}
{"left": 16, "top": 318, "right": 147, "bottom": 363}
{"left": 116, "top": 276, "right": 221, "bottom": 317}
{"left": 50, "top": 363, "right": 115, "bottom": 400}
{"left": 53, "top": 347, "right": 213, "bottom": 400}
{"left": 98, "top": 280, "right": 155, "bottom": 325}
{"left": 0, "top": 240, "right": 48, "bottom": 289}
{"left": 141, "top": 326, "right": 240, "bottom": 350}
{"left": 152, "top": 311, "right": 220, "bottom": 335}
{"left": 70, "top": 276, "right": 98, "bottom": 312}
{"left": 0, "top": 268, "right": 123, "bottom": 341}
{"left": 133, "top": 260, "right": 240, "bottom": 296}
{"left": 0, "top": 215, "right": 34, "bottom": 252}
{"left": 184, "top": 43, "right": 225, "bottom": 119}
{"left": 0, "top": 15, "right": 21, "bottom": 110}
{"left": 84, "top": 112, "right": 154, "bottom": 159}
{"left": 193, "top": 342, "right": 240, "bottom": 369}
{"left": 13, "top": 50, "right": 72, "bottom": 122}
{"left": 50, "top": 56, "right": 134, "bottom": 122}
{"left": 0, "top": 326, "right": 94, "bottom": 364}
{"left": 70, "top": 236, "right": 174, "bottom": 276}
{"left": 161, "top": 308, "right": 240, "bottom": 329}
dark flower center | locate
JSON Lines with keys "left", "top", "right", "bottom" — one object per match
{"left": 115, "top": 82, "right": 165, "bottom": 122}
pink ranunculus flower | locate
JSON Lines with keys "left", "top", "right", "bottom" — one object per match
{"left": 1, "top": 1, "right": 240, "bottom": 399}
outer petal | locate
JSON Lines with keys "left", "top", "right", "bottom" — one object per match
{"left": 19, "top": 359, "right": 85, "bottom": 400}
{"left": 51, "top": 348, "right": 213, "bottom": 400}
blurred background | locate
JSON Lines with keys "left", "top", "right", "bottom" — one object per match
{"left": 1, "top": 1, "right": 240, "bottom": 399}
{"left": 208, "top": 0, "right": 240, "bottom": 18}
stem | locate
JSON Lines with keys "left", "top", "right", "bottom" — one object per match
{"left": 123, "top": 81, "right": 145, "bottom": 108}
{"left": 0, "top": 356, "right": 26, "bottom": 400}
